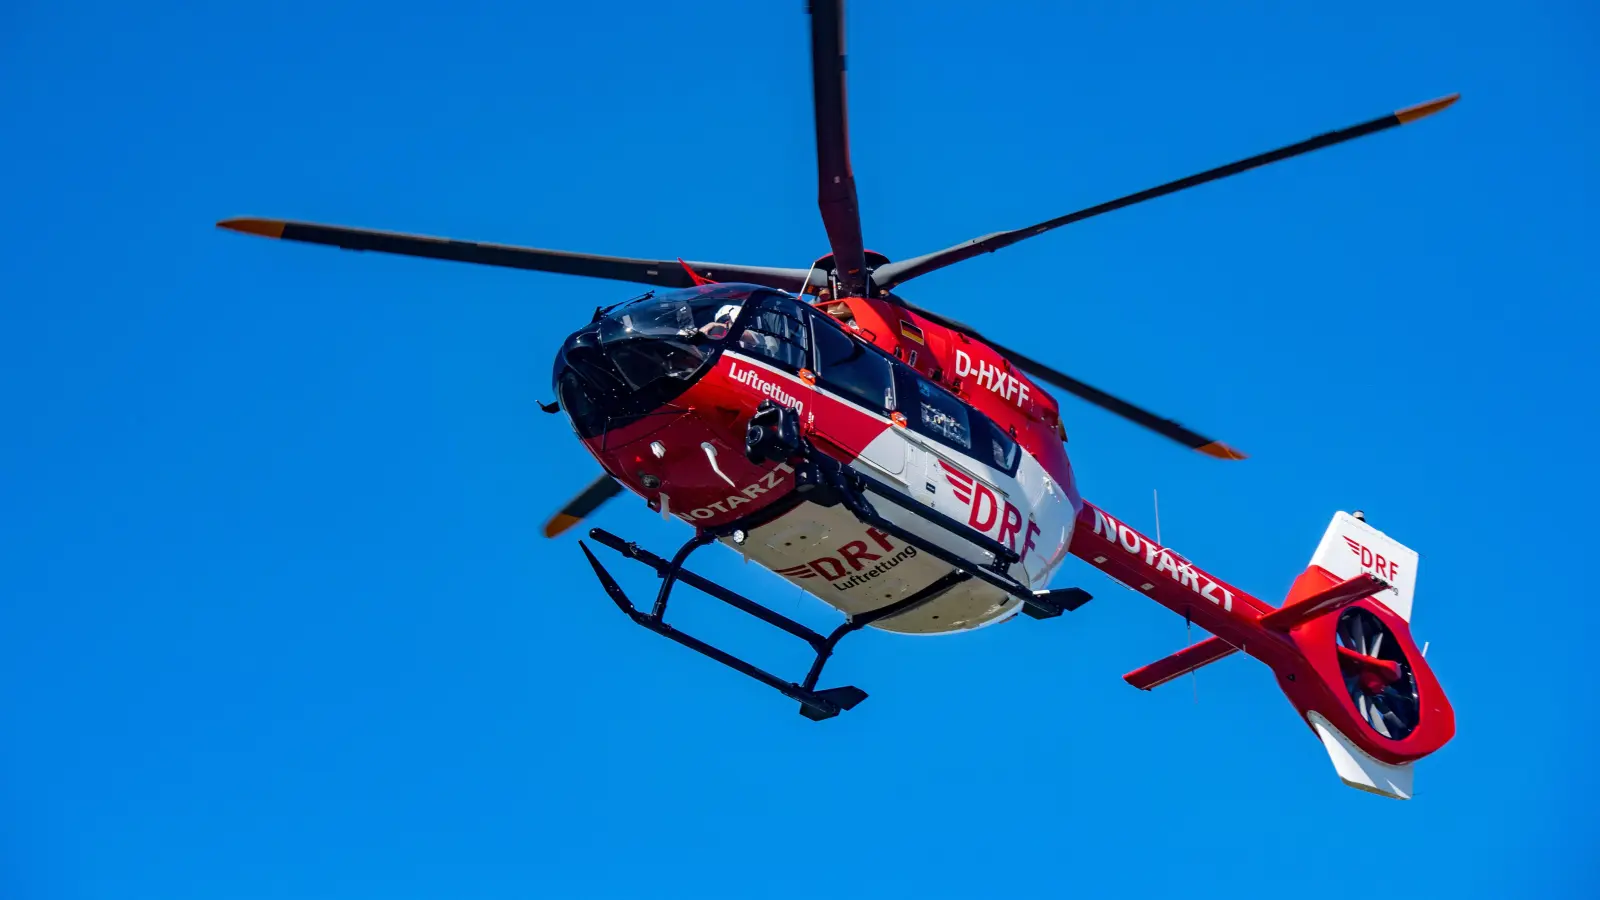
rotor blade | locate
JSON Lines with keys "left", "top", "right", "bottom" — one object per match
{"left": 1382, "top": 685, "right": 1419, "bottom": 722}
{"left": 895, "top": 296, "right": 1245, "bottom": 459}
{"left": 1367, "top": 695, "right": 1393, "bottom": 737}
{"left": 217, "top": 218, "right": 821, "bottom": 293}
{"left": 873, "top": 94, "right": 1459, "bottom": 289}
{"left": 542, "top": 474, "right": 624, "bottom": 538}
{"left": 1378, "top": 701, "right": 1405, "bottom": 731}
{"left": 807, "top": 0, "right": 868, "bottom": 295}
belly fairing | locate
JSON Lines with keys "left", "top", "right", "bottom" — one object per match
{"left": 718, "top": 408, "right": 1078, "bottom": 635}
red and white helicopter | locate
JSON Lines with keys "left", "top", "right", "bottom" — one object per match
{"left": 219, "top": 3, "right": 1457, "bottom": 798}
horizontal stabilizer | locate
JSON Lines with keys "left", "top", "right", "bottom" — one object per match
{"left": 1124, "top": 635, "right": 1238, "bottom": 690}
{"left": 1261, "top": 573, "right": 1389, "bottom": 632}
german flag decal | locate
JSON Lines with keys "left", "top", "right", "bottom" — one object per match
{"left": 899, "top": 319, "right": 925, "bottom": 345}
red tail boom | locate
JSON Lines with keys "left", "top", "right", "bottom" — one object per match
{"left": 1068, "top": 501, "right": 1454, "bottom": 772}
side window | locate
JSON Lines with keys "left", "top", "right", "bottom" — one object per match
{"left": 914, "top": 377, "right": 972, "bottom": 451}
{"left": 811, "top": 316, "right": 896, "bottom": 414}
{"left": 978, "top": 417, "right": 1022, "bottom": 473}
{"left": 900, "top": 366, "right": 1024, "bottom": 476}
{"left": 734, "top": 294, "right": 808, "bottom": 371}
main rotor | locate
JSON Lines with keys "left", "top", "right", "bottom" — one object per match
{"left": 218, "top": 1, "right": 1456, "bottom": 458}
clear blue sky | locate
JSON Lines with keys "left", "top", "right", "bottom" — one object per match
{"left": 3, "top": 2, "right": 1596, "bottom": 897}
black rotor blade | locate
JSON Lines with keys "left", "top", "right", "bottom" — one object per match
{"left": 894, "top": 295, "right": 1245, "bottom": 459}
{"left": 873, "top": 94, "right": 1459, "bottom": 289}
{"left": 807, "top": 0, "right": 868, "bottom": 296}
{"left": 217, "top": 218, "right": 821, "bottom": 293}
{"left": 543, "top": 474, "right": 624, "bottom": 538}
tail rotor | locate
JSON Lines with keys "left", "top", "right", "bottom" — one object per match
{"left": 1336, "top": 607, "right": 1421, "bottom": 740}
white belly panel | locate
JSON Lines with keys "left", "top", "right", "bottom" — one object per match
{"left": 723, "top": 500, "right": 1019, "bottom": 634}
{"left": 713, "top": 421, "right": 1077, "bottom": 634}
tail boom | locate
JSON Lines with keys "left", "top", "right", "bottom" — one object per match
{"left": 1068, "top": 502, "right": 1454, "bottom": 783}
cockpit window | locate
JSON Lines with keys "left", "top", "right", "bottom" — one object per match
{"left": 552, "top": 284, "right": 783, "bottom": 439}
{"left": 604, "top": 340, "right": 707, "bottom": 391}
{"left": 731, "top": 293, "right": 808, "bottom": 371}
{"left": 812, "top": 315, "right": 896, "bottom": 414}
{"left": 597, "top": 292, "right": 742, "bottom": 346}
{"left": 591, "top": 295, "right": 722, "bottom": 392}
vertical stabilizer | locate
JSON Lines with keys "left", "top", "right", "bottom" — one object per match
{"left": 1308, "top": 513, "right": 1419, "bottom": 622}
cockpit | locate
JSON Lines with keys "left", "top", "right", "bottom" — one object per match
{"left": 552, "top": 283, "right": 791, "bottom": 439}
{"left": 554, "top": 281, "right": 1029, "bottom": 478}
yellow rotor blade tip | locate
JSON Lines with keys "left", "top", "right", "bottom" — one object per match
{"left": 1395, "top": 93, "right": 1460, "bottom": 125}
{"left": 1197, "top": 441, "right": 1248, "bottom": 461}
{"left": 543, "top": 513, "right": 582, "bottom": 539}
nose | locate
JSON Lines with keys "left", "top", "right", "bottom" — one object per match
{"left": 551, "top": 324, "right": 712, "bottom": 440}
{"left": 552, "top": 324, "right": 624, "bottom": 439}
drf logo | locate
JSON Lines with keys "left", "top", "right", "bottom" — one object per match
{"left": 941, "top": 461, "right": 1041, "bottom": 561}
{"left": 776, "top": 528, "right": 911, "bottom": 583}
{"left": 1344, "top": 537, "right": 1400, "bottom": 582}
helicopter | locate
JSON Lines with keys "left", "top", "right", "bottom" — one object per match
{"left": 217, "top": 2, "right": 1457, "bottom": 799}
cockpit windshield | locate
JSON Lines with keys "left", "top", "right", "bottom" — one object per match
{"left": 597, "top": 292, "right": 743, "bottom": 346}
{"left": 552, "top": 283, "right": 784, "bottom": 439}
{"left": 594, "top": 286, "right": 748, "bottom": 390}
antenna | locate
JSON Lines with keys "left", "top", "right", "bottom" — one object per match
{"left": 1158, "top": 488, "right": 1199, "bottom": 704}
{"left": 1153, "top": 488, "right": 1162, "bottom": 545}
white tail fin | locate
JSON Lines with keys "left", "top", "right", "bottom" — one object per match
{"left": 1308, "top": 512, "right": 1419, "bottom": 622}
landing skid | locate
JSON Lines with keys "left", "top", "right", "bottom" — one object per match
{"left": 576, "top": 402, "right": 1093, "bottom": 719}
{"left": 582, "top": 528, "right": 969, "bottom": 720}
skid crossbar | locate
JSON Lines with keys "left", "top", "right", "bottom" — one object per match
{"left": 582, "top": 528, "right": 968, "bottom": 719}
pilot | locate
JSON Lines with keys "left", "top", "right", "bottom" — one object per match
{"left": 696, "top": 307, "right": 739, "bottom": 341}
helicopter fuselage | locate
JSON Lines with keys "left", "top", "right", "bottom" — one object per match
{"left": 552, "top": 282, "right": 1080, "bottom": 633}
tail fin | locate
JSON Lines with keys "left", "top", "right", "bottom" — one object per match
{"left": 1276, "top": 512, "right": 1453, "bottom": 800}
{"left": 1308, "top": 511, "right": 1419, "bottom": 622}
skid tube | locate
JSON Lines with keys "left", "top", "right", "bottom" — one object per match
{"left": 581, "top": 527, "right": 972, "bottom": 720}
{"left": 577, "top": 404, "right": 1091, "bottom": 718}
